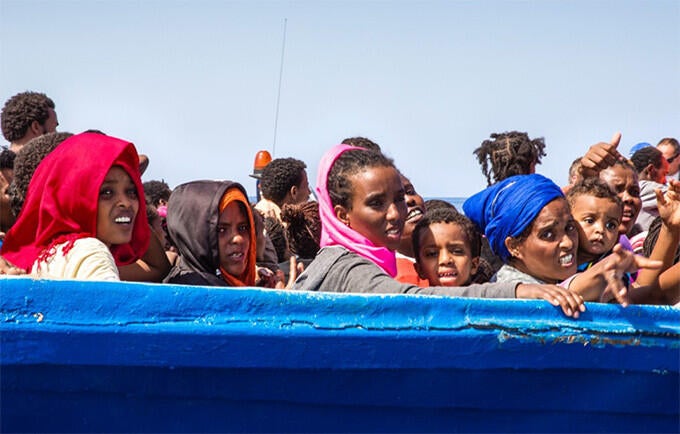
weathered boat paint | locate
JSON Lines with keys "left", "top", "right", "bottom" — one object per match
{"left": 1, "top": 277, "right": 679, "bottom": 433}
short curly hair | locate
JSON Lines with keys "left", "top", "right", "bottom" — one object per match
{"left": 143, "top": 180, "right": 172, "bottom": 207}
{"left": 8, "top": 131, "right": 73, "bottom": 216}
{"left": 474, "top": 131, "right": 547, "bottom": 186}
{"left": 281, "top": 201, "right": 321, "bottom": 259}
{"left": 423, "top": 199, "right": 458, "bottom": 213}
{"left": 341, "top": 136, "right": 382, "bottom": 152}
{"left": 412, "top": 208, "right": 482, "bottom": 262}
{"left": 264, "top": 216, "right": 289, "bottom": 263}
{"left": 0, "top": 148, "right": 16, "bottom": 170}
{"left": 1, "top": 92, "right": 56, "bottom": 142}
{"left": 327, "top": 148, "right": 396, "bottom": 210}
{"left": 259, "top": 158, "right": 307, "bottom": 206}
{"left": 566, "top": 177, "right": 622, "bottom": 211}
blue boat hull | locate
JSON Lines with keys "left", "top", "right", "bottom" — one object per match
{"left": 2, "top": 278, "right": 678, "bottom": 432}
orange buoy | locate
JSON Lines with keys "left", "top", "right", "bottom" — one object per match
{"left": 249, "top": 150, "right": 272, "bottom": 179}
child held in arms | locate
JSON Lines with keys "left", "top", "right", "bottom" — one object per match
{"left": 567, "top": 178, "right": 623, "bottom": 269}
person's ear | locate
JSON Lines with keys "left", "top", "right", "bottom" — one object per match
{"left": 505, "top": 237, "right": 521, "bottom": 260}
{"left": 29, "top": 120, "right": 43, "bottom": 137}
{"left": 335, "top": 204, "right": 350, "bottom": 226}
{"left": 644, "top": 163, "right": 656, "bottom": 179}
{"left": 470, "top": 257, "right": 480, "bottom": 276}
{"left": 289, "top": 185, "right": 298, "bottom": 201}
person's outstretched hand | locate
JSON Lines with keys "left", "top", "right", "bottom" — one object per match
{"left": 599, "top": 244, "right": 663, "bottom": 306}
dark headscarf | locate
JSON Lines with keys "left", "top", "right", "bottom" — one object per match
{"left": 463, "top": 174, "right": 564, "bottom": 262}
{"left": 164, "top": 180, "right": 256, "bottom": 287}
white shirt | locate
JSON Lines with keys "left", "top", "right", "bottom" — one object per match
{"left": 31, "top": 237, "right": 120, "bottom": 281}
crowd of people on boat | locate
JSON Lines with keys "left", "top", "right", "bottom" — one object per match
{"left": 1, "top": 91, "right": 678, "bottom": 317}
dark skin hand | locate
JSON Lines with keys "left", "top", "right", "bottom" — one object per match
{"left": 579, "top": 132, "right": 624, "bottom": 178}
{"left": 0, "top": 253, "right": 26, "bottom": 275}
{"left": 516, "top": 283, "right": 586, "bottom": 318}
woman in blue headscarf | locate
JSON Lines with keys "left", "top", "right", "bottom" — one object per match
{"left": 464, "top": 174, "right": 660, "bottom": 306}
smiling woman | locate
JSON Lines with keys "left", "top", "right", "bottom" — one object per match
{"left": 0, "top": 133, "right": 150, "bottom": 280}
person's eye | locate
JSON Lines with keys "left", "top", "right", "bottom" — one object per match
{"left": 217, "top": 226, "right": 226, "bottom": 234}
{"left": 605, "top": 220, "right": 619, "bottom": 231}
{"left": 395, "top": 193, "right": 405, "bottom": 204}
{"left": 126, "top": 188, "right": 138, "bottom": 199}
{"left": 368, "top": 199, "right": 384, "bottom": 209}
{"left": 449, "top": 247, "right": 464, "bottom": 255}
{"left": 238, "top": 224, "right": 249, "bottom": 233}
{"left": 583, "top": 217, "right": 594, "bottom": 224}
{"left": 540, "top": 230, "right": 555, "bottom": 241}
{"left": 99, "top": 188, "right": 113, "bottom": 198}
{"left": 629, "top": 187, "right": 640, "bottom": 198}
{"left": 424, "top": 250, "right": 437, "bottom": 258}
{"left": 566, "top": 222, "right": 577, "bottom": 233}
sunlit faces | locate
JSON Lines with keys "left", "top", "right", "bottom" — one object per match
{"left": 218, "top": 201, "right": 251, "bottom": 277}
{"left": 335, "top": 165, "right": 407, "bottom": 251}
{"left": 0, "top": 168, "right": 15, "bottom": 232}
{"left": 658, "top": 143, "right": 680, "bottom": 176}
{"left": 291, "top": 170, "right": 311, "bottom": 204}
{"left": 507, "top": 198, "right": 578, "bottom": 284}
{"left": 414, "top": 222, "right": 479, "bottom": 287}
{"left": 96, "top": 166, "right": 139, "bottom": 247}
{"left": 599, "top": 165, "right": 641, "bottom": 235}
{"left": 43, "top": 108, "right": 59, "bottom": 134}
{"left": 570, "top": 195, "right": 621, "bottom": 263}
{"left": 150, "top": 213, "right": 168, "bottom": 249}
{"left": 400, "top": 174, "right": 425, "bottom": 246}
{"left": 655, "top": 157, "right": 670, "bottom": 185}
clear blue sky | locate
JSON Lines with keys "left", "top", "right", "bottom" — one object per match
{"left": 2, "top": 0, "right": 678, "bottom": 197}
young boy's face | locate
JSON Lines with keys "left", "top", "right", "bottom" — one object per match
{"left": 414, "top": 222, "right": 479, "bottom": 287}
{"left": 570, "top": 194, "right": 621, "bottom": 262}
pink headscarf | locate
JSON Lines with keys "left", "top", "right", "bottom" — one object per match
{"left": 316, "top": 144, "right": 398, "bottom": 277}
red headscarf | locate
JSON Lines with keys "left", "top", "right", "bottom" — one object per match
{"left": 1, "top": 132, "right": 150, "bottom": 271}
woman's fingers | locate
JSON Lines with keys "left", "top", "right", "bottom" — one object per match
{"left": 522, "top": 284, "right": 586, "bottom": 318}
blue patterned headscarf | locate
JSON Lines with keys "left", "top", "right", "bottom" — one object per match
{"left": 463, "top": 174, "right": 564, "bottom": 262}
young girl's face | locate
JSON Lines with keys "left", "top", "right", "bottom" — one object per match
{"left": 218, "top": 201, "right": 251, "bottom": 277}
{"left": 96, "top": 166, "right": 139, "bottom": 247}
{"left": 415, "top": 222, "right": 479, "bottom": 287}
{"left": 508, "top": 198, "right": 578, "bottom": 283}
{"left": 336, "top": 165, "right": 406, "bottom": 251}
{"left": 570, "top": 194, "right": 621, "bottom": 262}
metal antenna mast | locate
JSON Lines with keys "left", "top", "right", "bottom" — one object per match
{"left": 272, "top": 18, "right": 287, "bottom": 157}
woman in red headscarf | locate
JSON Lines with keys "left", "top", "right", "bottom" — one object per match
{"left": 1, "top": 132, "right": 150, "bottom": 280}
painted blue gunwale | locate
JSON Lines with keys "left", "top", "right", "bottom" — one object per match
{"left": 1, "top": 277, "right": 679, "bottom": 433}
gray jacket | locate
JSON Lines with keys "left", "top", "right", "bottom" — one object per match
{"left": 292, "top": 245, "right": 517, "bottom": 298}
